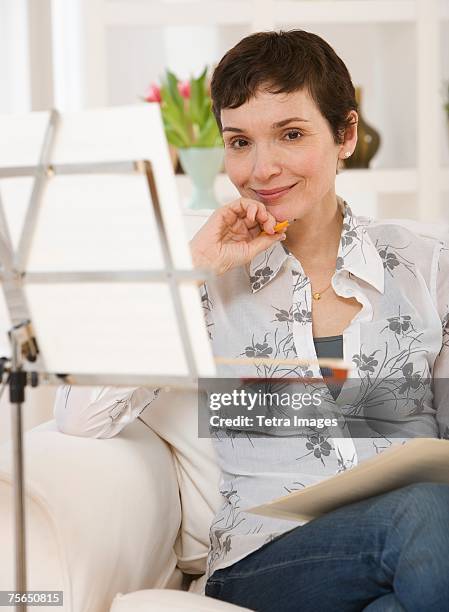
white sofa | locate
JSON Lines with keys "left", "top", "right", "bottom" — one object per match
{"left": 0, "top": 388, "right": 251, "bottom": 612}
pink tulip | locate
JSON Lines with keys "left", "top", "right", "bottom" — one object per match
{"left": 144, "top": 83, "right": 162, "bottom": 103}
{"left": 178, "top": 80, "right": 191, "bottom": 99}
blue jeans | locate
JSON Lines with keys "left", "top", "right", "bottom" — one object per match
{"left": 205, "top": 483, "right": 449, "bottom": 612}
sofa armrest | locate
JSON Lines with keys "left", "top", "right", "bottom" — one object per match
{"left": 0, "top": 418, "right": 182, "bottom": 612}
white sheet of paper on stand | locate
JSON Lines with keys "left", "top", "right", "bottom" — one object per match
{"left": 0, "top": 105, "right": 216, "bottom": 381}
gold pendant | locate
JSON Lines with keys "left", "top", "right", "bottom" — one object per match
{"left": 312, "top": 292, "right": 321, "bottom": 300}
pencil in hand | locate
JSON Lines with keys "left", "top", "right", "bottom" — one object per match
{"left": 261, "top": 220, "right": 290, "bottom": 235}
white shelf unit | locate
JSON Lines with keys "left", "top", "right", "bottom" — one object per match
{"left": 176, "top": 169, "right": 421, "bottom": 220}
{"left": 52, "top": 0, "right": 449, "bottom": 221}
{"left": 176, "top": 168, "right": 419, "bottom": 204}
{"left": 103, "top": 1, "right": 434, "bottom": 26}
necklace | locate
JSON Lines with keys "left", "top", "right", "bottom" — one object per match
{"left": 311, "top": 282, "right": 332, "bottom": 301}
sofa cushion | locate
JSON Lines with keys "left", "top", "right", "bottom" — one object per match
{"left": 0, "top": 419, "right": 182, "bottom": 611}
{"left": 110, "top": 589, "right": 252, "bottom": 612}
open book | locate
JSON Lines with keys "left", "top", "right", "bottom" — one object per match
{"left": 246, "top": 438, "right": 449, "bottom": 522}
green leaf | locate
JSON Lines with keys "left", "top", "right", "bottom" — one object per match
{"left": 162, "top": 113, "right": 191, "bottom": 147}
{"left": 192, "top": 68, "right": 209, "bottom": 125}
{"left": 189, "top": 76, "right": 204, "bottom": 126}
{"left": 195, "top": 113, "right": 223, "bottom": 147}
{"left": 160, "top": 84, "right": 192, "bottom": 145}
{"left": 164, "top": 126, "right": 189, "bottom": 148}
{"left": 165, "top": 69, "right": 184, "bottom": 112}
{"left": 201, "top": 97, "right": 213, "bottom": 126}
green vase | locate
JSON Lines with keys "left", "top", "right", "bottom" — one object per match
{"left": 344, "top": 87, "right": 381, "bottom": 169}
{"left": 179, "top": 147, "right": 224, "bottom": 210}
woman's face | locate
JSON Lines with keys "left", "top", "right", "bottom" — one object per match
{"left": 221, "top": 88, "right": 351, "bottom": 222}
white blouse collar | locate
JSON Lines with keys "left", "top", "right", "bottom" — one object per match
{"left": 249, "top": 198, "right": 385, "bottom": 295}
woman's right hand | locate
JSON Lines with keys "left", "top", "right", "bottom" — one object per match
{"left": 189, "top": 197, "right": 287, "bottom": 276}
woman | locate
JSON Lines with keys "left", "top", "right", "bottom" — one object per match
{"left": 189, "top": 30, "right": 449, "bottom": 611}
{"left": 56, "top": 30, "right": 449, "bottom": 612}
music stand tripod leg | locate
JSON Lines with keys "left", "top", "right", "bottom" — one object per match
{"left": 9, "top": 331, "right": 28, "bottom": 612}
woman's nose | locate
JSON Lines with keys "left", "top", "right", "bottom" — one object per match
{"left": 251, "top": 145, "right": 282, "bottom": 183}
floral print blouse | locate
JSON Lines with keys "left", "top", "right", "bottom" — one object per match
{"left": 199, "top": 197, "right": 449, "bottom": 580}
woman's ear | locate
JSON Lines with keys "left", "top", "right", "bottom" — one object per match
{"left": 338, "top": 110, "right": 358, "bottom": 161}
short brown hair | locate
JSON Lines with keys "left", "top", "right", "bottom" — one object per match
{"left": 210, "top": 29, "right": 357, "bottom": 144}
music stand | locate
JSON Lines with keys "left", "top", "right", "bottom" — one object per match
{"left": 0, "top": 105, "right": 216, "bottom": 609}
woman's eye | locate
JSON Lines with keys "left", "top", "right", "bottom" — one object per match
{"left": 285, "top": 130, "right": 302, "bottom": 141}
{"left": 229, "top": 138, "right": 248, "bottom": 149}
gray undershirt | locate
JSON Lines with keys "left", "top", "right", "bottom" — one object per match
{"left": 313, "top": 335, "right": 343, "bottom": 400}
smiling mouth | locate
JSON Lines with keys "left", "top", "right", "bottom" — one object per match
{"left": 254, "top": 183, "right": 297, "bottom": 201}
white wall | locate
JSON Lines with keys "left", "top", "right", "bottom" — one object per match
{"left": 0, "top": 0, "right": 30, "bottom": 113}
